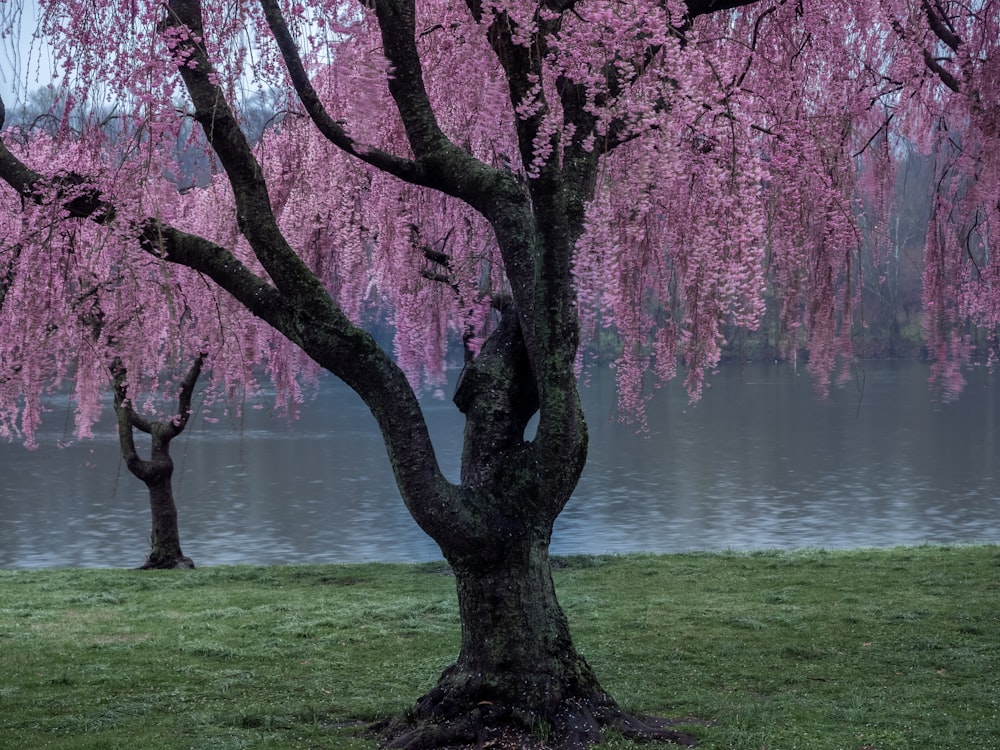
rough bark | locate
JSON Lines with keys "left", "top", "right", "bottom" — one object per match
{"left": 375, "top": 304, "right": 695, "bottom": 749}
{"left": 382, "top": 535, "right": 698, "bottom": 750}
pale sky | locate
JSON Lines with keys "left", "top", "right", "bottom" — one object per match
{"left": 0, "top": 0, "right": 53, "bottom": 110}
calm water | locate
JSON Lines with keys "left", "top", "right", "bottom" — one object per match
{"left": 1, "top": 361, "right": 997, "bottom": 568}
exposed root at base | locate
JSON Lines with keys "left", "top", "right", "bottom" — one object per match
{"left": 137, "top": 555, "right": 195, "bottom": 570}
{"left": 376, "top": 695, "right": 704, "bottom": 750}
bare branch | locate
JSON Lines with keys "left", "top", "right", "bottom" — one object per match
{"left": 110, "top": 358, "right": 154, "bottom": 478}
{"left": 164, "top": 351, "right": 206, "bottom": 439}
{"left": 371, "top": 0, "right": 450, "bottom": 159}
{"left": 853, "top": 113, "right": 895, "bottom": 158}
{"left": 888, "top": 9, "right": 961, "bottom": 93}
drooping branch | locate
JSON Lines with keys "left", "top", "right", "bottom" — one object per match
{"left": 257, "top": 0, "right": 428, "bottom": 185}
{"left": 888, "top": 5, "right": 961, "bottom": 94}
{"left": 731, "top": 4, "right": 779, "bottom": 91}
{"left": 572, "top": 1, "right": 770, "bottom": 161}
{"left": 552, "top": 0, "right": 767, "bottom": 219}
{"left": 162, "top": 0, "right": 331, "bottom": 300}
{"left": 0, "top": 107, "right": 293, "bottom": 333}
{"left": 922, "top": 0, "right": 961, "bottom": 53}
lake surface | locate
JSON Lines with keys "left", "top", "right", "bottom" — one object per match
{"left": 1, "top": 360, "right": 997, "bottom": 568}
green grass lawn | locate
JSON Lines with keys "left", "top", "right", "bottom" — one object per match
{"left": 1, "top": 545, "right": 997, "bottom": 749}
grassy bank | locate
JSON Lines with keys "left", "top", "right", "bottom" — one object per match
{"left": 1, "top": 546, "right": 997, "bottom": 749}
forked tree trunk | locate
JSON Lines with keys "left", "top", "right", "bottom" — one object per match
{"left": 111, "top": 356, "right": 202, "bottom": 571}
{"left": 382, "top": 310, "right": 697, "bottom": 750}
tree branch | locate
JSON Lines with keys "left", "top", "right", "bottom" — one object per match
{"left": 684, "top": 0, "right": 766, "bottom": 19}
{"left": 555, "top": 0, "right": 720, "bottom": 169}
{"left": 466, "top": 0, "right": 563, "bottom": 185}
{"left": 163, "top": 0, "right": 333, "bottom": 300}
{"left": 256, "top": 0, "right": 428, "bottom": 184}
{"left": 0, "top": 97, "right": 299, "bottom": 374}
{"left": 0, "top": 102, "right": 116, "bottom": 223}
{"left": 922, "top": 48, "right": 961, "bottom": 93}
{"left": 922, "top": 0, "right": 961, "bottom": 52}
{"left": 111, "top": 357, "right": 154, "bottom": 479}
{"left": 887, "top": 14, "right": 961, "bottom": 94}
{"left": 372, "top": 0, "right": 450, "bottom": 159}
{"left": 164, "top": 351, "right": 205, "bottom": 439}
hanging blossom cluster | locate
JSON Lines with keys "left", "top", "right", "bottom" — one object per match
{"left": 575, "top": 116, "right": 770, "bottom": 412}
{"left": 250, "top": 1, "right": 517, "bottom": 394}
{"left": 569, "top": 5, "right": 790, "bottom": 415}
{"left": 834, "top": 0, "right": 1000, "bottom": 398}
{"left": 573, "top": 0, "right": 1000, "bottom": 410}
{"left": 904, "top": 7, "right": 1000, "bottom": 397}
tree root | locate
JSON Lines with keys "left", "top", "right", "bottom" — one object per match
{"left": 378, "top": 692, "right": 703, "bottom": 750}
{"left": 554, "top": 696, "right": 700, "bottom": 750}
{"left": 137, "top": 554, "right": 195, "bottom": 570}
{"left": 378, "top": 719, "right": 478, "bottom": 750}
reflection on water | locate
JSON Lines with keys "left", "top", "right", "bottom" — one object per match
{"left": 1, "top": 361, "right": 997, "bottom": 568}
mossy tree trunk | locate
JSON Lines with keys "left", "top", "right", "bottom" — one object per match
{"left": 381, "top": 299, "right": 696, "bottom": 750}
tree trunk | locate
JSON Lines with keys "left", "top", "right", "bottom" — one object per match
{"left": 139, "top": 474, "right": 194, "bottom": 570}
{"left": 417, "top": 535, "right": 601, "bottom": 729}
{"left": 384, "top": 529, "right": 698, "bottom": 750}
{"left": 383, "top": 312, "right": 695, "bottom": 749}
{"left": 112, "top": 356, "right": 201, "bottom": 571}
